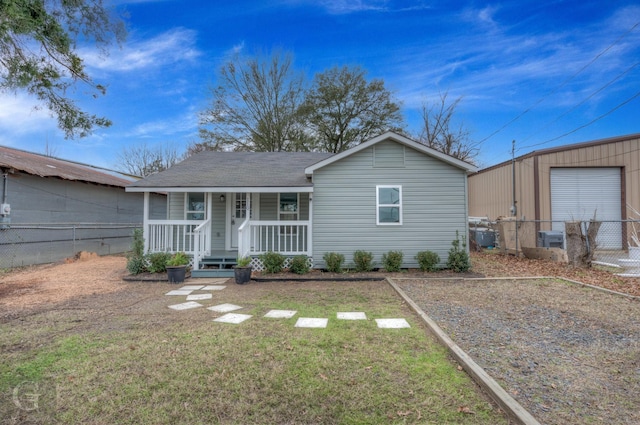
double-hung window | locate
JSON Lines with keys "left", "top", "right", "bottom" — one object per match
{"left": 376, "top": 185, "right": 402, "bottom": 225}
{"left": 185, "top": 193, "right": 205, "bottom": 220}
{"left": 279, "top": 193, "right": 299, "bottom": 234}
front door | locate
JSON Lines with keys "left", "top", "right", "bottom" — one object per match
{"left": 228, "top": 193, "right": 259, "bottom": 249}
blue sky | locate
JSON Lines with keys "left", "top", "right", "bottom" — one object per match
{"left": 2, "top": 0, "right": 639, "bottom": 170}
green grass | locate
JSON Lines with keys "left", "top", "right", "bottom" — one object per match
{"left": 1, "top": 282, "right": 508, "bottom": 424}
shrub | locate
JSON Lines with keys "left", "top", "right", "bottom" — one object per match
{"left": 261, "top": 251, "right": 285, "bottom": 274}
{"left": 381, "top": 250, "right": 404, "bottom": 272}
{"left": 147, "top": 252, "right": 172, "bottom": 273}
{"left": 290, "top": 255, "right": 310, "bottom": 274}
{"left": 323, "top": 252, "right": 345, "bottom": 273}
{"left": 353, "top": 250, "right": 374, "bottom": 272}
{"left": 415, "top": 250, "right": 440, "bottom": 272}
{"left": 131, "top": 228, "right": 145, "bottom": 258}
{"left": 447, "top": 231, "right": 471, "bottom": 272}
{"left": 236, "top": 256, "right": 252, "bottom": 267}
{"left": 126, "top": 255, "right": 147, "bottom": 275}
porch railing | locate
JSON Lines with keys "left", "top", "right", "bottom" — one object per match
{"left": 147, "top": 220, "right": 210, "bottom": 264}
{"left": 192, "top": 219, "right": 211, "bottom": 270}
{"left": 238, "top": 220, "right": 311, "bottom": 256}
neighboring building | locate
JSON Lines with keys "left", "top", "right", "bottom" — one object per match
{"left": 468, "top": 133, "right": 640, "bottom": 250}
{"left": 126, "top": 132, "right": 477, "bottom": 275}
{"left": 0, "top": 146, "right": 166, "bottom": 267}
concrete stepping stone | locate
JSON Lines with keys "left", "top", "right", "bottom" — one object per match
{"left": 214, "top": 313, "right": 252, "bottom": 324}
{"left": 186, "top": 293, "right": 213, "bottom": 301}
{"left": 207, "top": 303, "right": 243, "bottom": 313}
{"left": 337, "top": 312, "right": 367, "bottom": 320}
{"left": 168, "top": 301, "right": 203, "bottom": 311}
{"left": 375, "top": 318, "right": 410, "bottom": 329}
{"left": 180, "top": 285, "right": 205, "bottom": 291}
{"left": 201, "top": 285, "right": 226, "bottom": 291}
{"left": 165, "top": 289, "right": 193, "bottom": 296}
{"left": 295, "top": 318, "right": 328, "bottom": 328}
{"left": 196, "top": 278, "right": 229, "bottom": 285}
{"left": 264, "top": 310, "right": 297, "bottom": 319}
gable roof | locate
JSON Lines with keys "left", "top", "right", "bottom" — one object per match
{"left": 0, "top": 145, "right": 137, "bottom": 187}
{"left": 304, "top": 132, "right": 478, "bottom": 174}
{"left": 126, "top": 151, "right": 333, "bottom": 192}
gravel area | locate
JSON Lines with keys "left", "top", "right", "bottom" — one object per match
{"left": 396, "top": 278, "right": 640, "bottom": 425}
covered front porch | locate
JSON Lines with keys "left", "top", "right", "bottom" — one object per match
{"left": 140, "top": 190, "right": 313, "bottom": 273}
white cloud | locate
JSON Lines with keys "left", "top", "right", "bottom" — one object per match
{"left": 126, "top": 109, "right": 198, "bottom": 139}
{"left": 0, "top": 93, "right": 57, "bottom": 138}
{"left": 81, "top": 28, "right": 201, "bottom": 72}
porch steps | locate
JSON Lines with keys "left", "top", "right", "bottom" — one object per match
{"left": 192, "top": 255, "right": 237, "bottom": 279}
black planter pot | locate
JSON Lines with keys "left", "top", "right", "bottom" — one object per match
{"left": 167, "top": 266, "right": 187, "bottom": 284}
{"left": 234, "top": 267, "right": 252, "bottom": 284}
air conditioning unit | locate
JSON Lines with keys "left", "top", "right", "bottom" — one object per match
{"left": 470, "top": 228, "right": 496, "bottom": 247}
{"left": 538, "top": 231, "right": 564, "bottom": 249}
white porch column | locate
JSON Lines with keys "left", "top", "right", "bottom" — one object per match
{"left": 143, "top": 191, "right": 150, "bottom": 253}
{"left": 308, "top": 193, "right": 313, "bottom": 257}
{"left": 246, "top": 191, "right": 251, "bottom": 219}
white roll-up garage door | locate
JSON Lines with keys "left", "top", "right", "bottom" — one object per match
{"left": 551, "top": 167, "right": 621, "bottom": 249}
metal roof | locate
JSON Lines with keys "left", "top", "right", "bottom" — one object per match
{"left": 0, "top": 145, "right": 138, "bottom": 187}
{"left": 127, "top": 151, "right": 334, "bottom": 189}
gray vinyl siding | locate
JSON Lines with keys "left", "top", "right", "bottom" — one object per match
{"left": 168, "top": 192, "right": 184, "bottom": 220}
{"left": 312, "top": 140, "right": 468, "bottom": 269}
{"left": 210, "top": 193, "right": 226, "bottom": 251}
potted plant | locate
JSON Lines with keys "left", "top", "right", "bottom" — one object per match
{"left": 234, "top": 256, "right": 252, "bottom": 284}
{"left": 166, "top": 252, "right": 190, "bottom": 284}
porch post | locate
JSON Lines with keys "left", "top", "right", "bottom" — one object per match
{"left": 308, "top": 192, "right": 313, "bottom": 257}
{"left": 143, "top": 191, "right": 150, "bottom": 253}
{"left": 246, "top": 192, "right": 251, "bottom": 219}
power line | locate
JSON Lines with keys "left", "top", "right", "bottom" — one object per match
{"left": 477, "top": 20, "right": 640, "bottom": 145}
{"left": 518, "top": 60, "right": 640, "bottom": 151}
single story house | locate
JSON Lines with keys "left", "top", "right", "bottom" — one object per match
{"left": 126, "top": 132, "right": 477, "bottom": 276}
{"left": 0, "top": 145, "right": 166, "bottom": 267}
{"left": 468, "top": 133, "right": 640, "bottom": 251}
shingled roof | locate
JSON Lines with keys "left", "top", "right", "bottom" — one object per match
{"left": 127, "top": 151, "right": 334, "bottom": 190}
{"left": 0, "top": 146, "right": 137, "bottom": 187}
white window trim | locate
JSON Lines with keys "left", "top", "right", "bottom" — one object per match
{"left": 376, "top": 185, "right": 403, "bottom": 226}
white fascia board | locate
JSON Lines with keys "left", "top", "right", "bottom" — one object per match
{"left": 126, "top": 186, "right": 314, "bottom": 193}
{"left": 304, "top": 131, "right": 478, "bottom": 175}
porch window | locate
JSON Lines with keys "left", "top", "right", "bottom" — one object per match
{"left": 185, "top": 193, "right": 205, "bottom": 220}
{"left": 279, "top": 193, "right": 299, "bottom": 234}
{"left": 376, "top": 185, "right": 402, "bottom": 225}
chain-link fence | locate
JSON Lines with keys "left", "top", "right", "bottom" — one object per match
{"left": 469, "top": 219, "right": 640, "bottom": 271}
{"left": 0, "top": 223, "right": 140, "bottom": 269}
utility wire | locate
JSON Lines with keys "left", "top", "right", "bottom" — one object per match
{"left": 477, "top": 21, "right": 640, "bottom": 145}
{"left": 518, "top": 60, "right": 640, "bottom": 151}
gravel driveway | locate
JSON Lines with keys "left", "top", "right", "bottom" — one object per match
{"left": 396, "top": 278, "right": 640, "bottom": 425}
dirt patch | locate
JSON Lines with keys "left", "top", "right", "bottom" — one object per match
{"left": 0, "top": 254, "right": 128, "bottom": 315}
{"left": 396, "top": 278, "right": 640, "bottom": 425}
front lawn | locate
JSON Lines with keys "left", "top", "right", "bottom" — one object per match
{"left": 1, "top": 279, "right": 507, "bottom": 424}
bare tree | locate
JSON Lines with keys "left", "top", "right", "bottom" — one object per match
{"left": 199, "top": 50, "right": 307, "bottom": 152}
{"left": 115, "top": 143, "right": 182, "bottom": 177}
{"left": 300, "top": 66, "right": 404, "bottom": 153}
{"left": 417, "top": 91, "right": 479, "bottom": 163}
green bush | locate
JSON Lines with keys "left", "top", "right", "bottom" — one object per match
{"left": 147, "top": 252, "right": 172, "bottom": 273}
{"left": 323, "top": 252, "right": 345, "bottom": 273}
{"left": 447, "top": 231, "right": 471, "bottom": 272}
{"left": 381, "top": 250, "right": 404, "bottom": 272}
{"left": 415, "top": 250, "right": 440, "bottom": 272}
{"left": 261, "top": 251, "right": 285, "bottom": 274}
{"left": 290, "top": 255, "right": 310, "bottom": 274}
{"left": 126, "top": 255, "right": 147, "bottom": 275}
{"left": 353, "top": 250, "right": 374, "bottom": 272}
{"left": 131, "top": 228, "right": 145, "bottom": 257}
